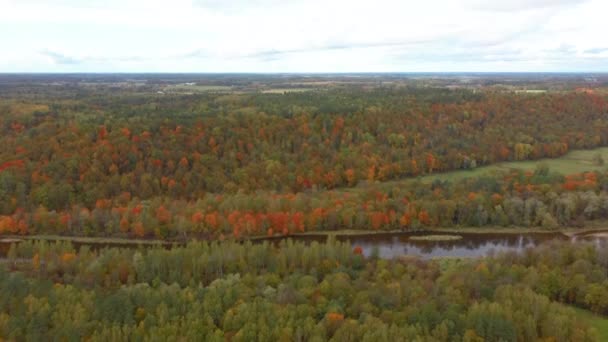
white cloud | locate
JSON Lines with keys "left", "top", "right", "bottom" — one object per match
{"left": 0, "top": 0, "right": 606, "bottom": 72}
{"left": 466, "top": 0, "right": 589, "bottom": 12}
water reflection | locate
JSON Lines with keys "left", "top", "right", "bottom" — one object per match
{"left": 280, "top": 230, "right": 607, "bottom": 259}
{"left": 340, "top": 232, "right": 571, "bottom": 259}
{"left": 1, "top": 230, "right": 607, "bottom": 259}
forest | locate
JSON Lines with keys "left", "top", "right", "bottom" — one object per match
{"left": 1, "top": 74, "right": 608, "bottom": 340}
{"left": 1, "top": 238, "right": 607, "bottom": 341}
{"left": 1, "top": 75, "right": 608, "bottom": 239}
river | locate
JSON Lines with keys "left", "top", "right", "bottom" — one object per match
{"left": 265, "top": 230, "right": 607, "bottom": 259}
{"left": 1, "top": 230, "right": 607, "bottom": 260}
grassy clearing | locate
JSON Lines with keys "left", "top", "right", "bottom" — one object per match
{"left": 343, "top": 147, "right": 608, "bottom": 195}
{"left": 420, "top": 147, "right": 608, "bottom": 184}
{"left": 568, "top": 306, "right": 608, "bottom": 340}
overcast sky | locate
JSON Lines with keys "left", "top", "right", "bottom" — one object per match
{"left": 1, "top": 0, "right": 607, "bottom": 72}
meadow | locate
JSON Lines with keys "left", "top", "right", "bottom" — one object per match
{"left": 380, "top": 147, "right": 608, "bottom": 187}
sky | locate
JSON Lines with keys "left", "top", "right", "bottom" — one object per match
{"left": 0, "top": 0, "right": 607, "bottom": 73}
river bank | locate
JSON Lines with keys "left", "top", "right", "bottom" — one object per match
{"left": 1, "top": 225, "right": 607, "bottom": 246}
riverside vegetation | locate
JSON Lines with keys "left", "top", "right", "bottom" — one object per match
{"left": 1, "top": 238, "right": 607, "bottom": 341}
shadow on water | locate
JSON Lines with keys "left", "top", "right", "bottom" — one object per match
{"left": 1, "top": 230, "right": 607, "bottom": 259}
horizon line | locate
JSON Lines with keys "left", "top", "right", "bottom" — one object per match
{"left": 1, "top": 71, "right": 608, "bottom": 75}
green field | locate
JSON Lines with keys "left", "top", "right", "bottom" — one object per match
{"left": 346, "top": 147, "right": 608, "bottom": 193}
{"left": 569, "top": 306, "right": 608, "bottom": 340}
{"left": 421, "top": 147, "right": 608, "bottom": 183}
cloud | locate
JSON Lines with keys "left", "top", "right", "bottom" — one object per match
{"left": 40, "top": 49, "right": 81, "bottom": 65}
{"left": 244, "top": 39, "right": 435, "bottom": 61}
{"left": 192, "top": 0, "right": 287, "bottom": 12}
{"left": 175, "top": 49, "right": 210, "bottom": 59}
{"left": 545, "top": 44, "right": 577, "bottom": 54}
{"left": 584, "top": 47, "right": 608, "bottom": 54}
{"left": 39, "top": 49, "right": 146, "bottom": 65}
{"left": 1, "top": 0, "right": 606, "bottom": 72}
{"left": 392, "top": 46, "right": 528, "bottom": 64}
{"left": 467, "top": 0, "right": 589, "bottom": 11}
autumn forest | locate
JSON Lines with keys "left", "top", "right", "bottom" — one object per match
{"left": 1, "top": 73, "right": 608, "bottom": 341}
